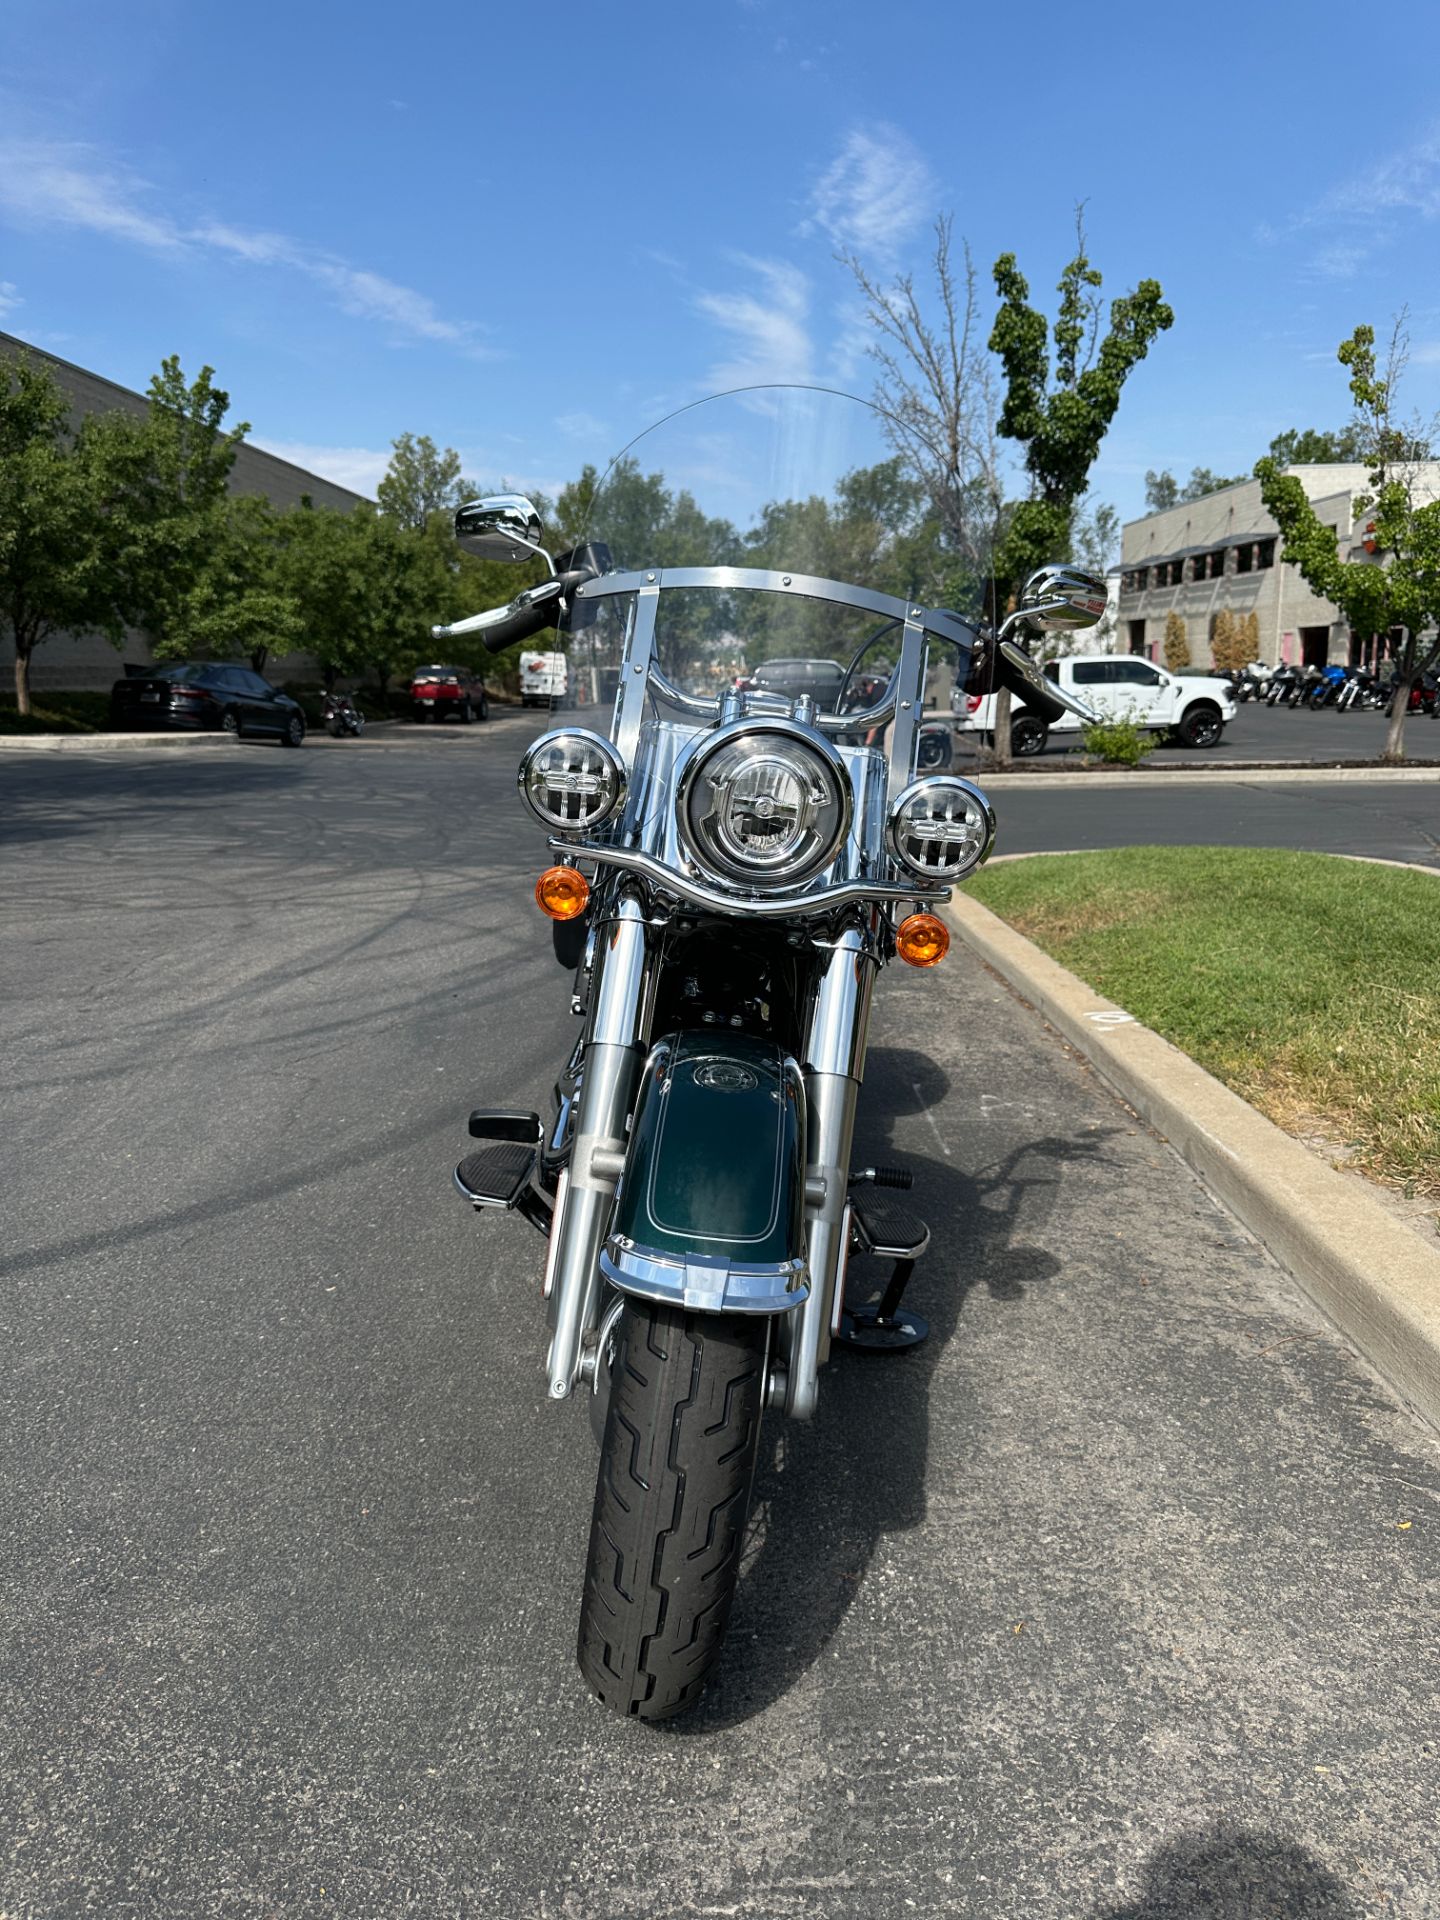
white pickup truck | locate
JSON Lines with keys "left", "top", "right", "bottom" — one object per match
{"left": 954, "top": 654, "right": 1238, "bottom": 755}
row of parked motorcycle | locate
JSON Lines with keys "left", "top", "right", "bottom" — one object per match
{"left": 1222, "top": 663, "right": 1440, "bottom": 714}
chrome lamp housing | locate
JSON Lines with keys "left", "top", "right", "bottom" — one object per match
{"left": 518, "top": 729, "right": 627, "bottom": 834}
{"left": 675, "top": 720, "right": 852, "bottom": 891}
{"left": 887, "top": 776, "right": 996, "bottom": 881}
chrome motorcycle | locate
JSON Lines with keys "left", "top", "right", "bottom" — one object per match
{"left": 434, "top": 388, "right": 1102, "bottom": 1720}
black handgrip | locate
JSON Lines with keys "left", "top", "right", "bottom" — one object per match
{"left": 872, "top": 1166, "right": 913, "bottom": 1190}
{"left": 480, "top": 595, "right": 558, "bottom": 655}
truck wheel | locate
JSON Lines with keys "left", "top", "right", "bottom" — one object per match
{"left": 1010, "top": 714, "right": 1049, "bottom": 757}
{"left": 1176, "top": 703, "right": 1222, "bottom": 748}
{"left": 578, "top": 1299, "right": 767, "bottom": 1721}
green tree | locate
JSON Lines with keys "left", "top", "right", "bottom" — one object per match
{"left": 1255, "top": 322, "right": 1440, "bottom": 762}
{"left": 158, "top": 494, "right": 301, "bottom": 674}
{"left": 1163, "top": 609, "right": 1190, "bottom": 672}
{"left": 377, "top": 432, "right": 477, "bottom": 530}
{"left": 97, "top": 357, "right": 251, "bottom": 657}
{"left": 989, "top": 218, "right": 1174, "bottom": 600}
{"left": 0, "top": 353, "right": 129, "bottom": 713}
{"left": 1145, "top": 465, "right": 1245, "bottom": 512}
{"left": 1266, "top": 424, "right": 1368, "bottom": 466}
{"left": 1241, "top": 609, "right": 1261, "bottom": 664}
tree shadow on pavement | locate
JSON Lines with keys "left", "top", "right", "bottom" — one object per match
{"left": 1097, "top": 1824, "right": 1360, "bottom": 1918}
{"left": 668, "top": 1044, "right": 1126, "bottom": 1733}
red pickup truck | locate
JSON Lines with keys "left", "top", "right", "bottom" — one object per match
{"left": 409, "top": 665, "right": 489, "bottom": 723}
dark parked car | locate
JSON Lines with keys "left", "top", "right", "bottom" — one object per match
{"left": 109, "top": 663, "right": 306, "bottom": 745}
{"left": 746, "top": 657, "right": 849, "bottom": 706}
{"left": 409, "top": 664, "right": 489, "bottom": 722}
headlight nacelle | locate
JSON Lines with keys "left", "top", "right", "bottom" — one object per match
{"left": 677, "top": 722, "right": 852, "bottom": 889}
{"left": 887, "top": 776, "right": 995, "bottom": 881}
{"left": 518, "top": 729, "right": 627, "bottom": 834}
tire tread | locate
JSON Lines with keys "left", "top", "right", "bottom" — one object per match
{"left": 577, "top": 1301, "right": 766, "bottom": 1720}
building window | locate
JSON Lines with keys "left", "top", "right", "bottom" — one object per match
{"left": 1235, "top": 543, "right": 1254, "bottom": 574}
{"left": 1256, "top": 538, "right": 1276, "bottom": 569}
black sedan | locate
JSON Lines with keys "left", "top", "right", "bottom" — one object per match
{"left": 109, "top": 663, "right": 306, "bottom": 745}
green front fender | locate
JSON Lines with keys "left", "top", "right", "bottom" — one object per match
{"left": 599, "top": 1030, "right": 809, "bottom": 1314}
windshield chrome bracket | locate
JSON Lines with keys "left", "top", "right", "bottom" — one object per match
{"left": 885, "top": 613, "right": 930, "bottom": 808}
{"left": 612, "top": 583, "right": 660, "bottom": 769}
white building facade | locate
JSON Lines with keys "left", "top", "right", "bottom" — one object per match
{"left": 1117, "top": 464, "right": 1440, "bottom": 668}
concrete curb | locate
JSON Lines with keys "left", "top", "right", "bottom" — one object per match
{"left": 0, "top": 731, "right": 233, "bottom": 753}
{"left": 944, "top": 886, "right": 1440, "bottom": 1433}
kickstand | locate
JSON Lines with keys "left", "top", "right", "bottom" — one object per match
{"left": 836, "top": 1256, "right": 929, "bottom": 1352}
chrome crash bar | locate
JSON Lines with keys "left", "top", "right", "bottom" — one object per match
{"left": 549, "top": 837, "right": 952, "bottom": 918}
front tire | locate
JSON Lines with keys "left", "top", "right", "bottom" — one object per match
{"left": 1176, "top": 703, "right": 1222, "bottom": 747}
{"left": 578, "top": 1299, "right": 767, "bottom": 1721}
{"left": 280, "top": 713, "right": 305, "bottom": 748}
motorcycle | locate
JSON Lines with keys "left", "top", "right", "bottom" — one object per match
{"left": 321, "top": 689, "right": 365, "bottom": 737}
{"left": 429, "top": 387, "right": 1104, "bottom": 1720}
{"left": 1385, "top": 669, "right": 1439, "bottom": 717}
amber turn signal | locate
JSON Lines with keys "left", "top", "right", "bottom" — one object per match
{"left": 535, "top": 865, "right": 590, "bottom": 921}
{"left": 895, "top": 912, "right": 949, "bottom": 968}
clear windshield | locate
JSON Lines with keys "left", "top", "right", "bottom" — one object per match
{"left": 557, "top": 385, "right": 988, "bottom": 706}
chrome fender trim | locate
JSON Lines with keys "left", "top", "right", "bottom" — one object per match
{"left": 600, "top": 1240, "right": 809, "bottom": 1314}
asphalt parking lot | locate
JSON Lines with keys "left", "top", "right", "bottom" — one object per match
{"left": 949, "top": 695, "right": 1440, "bottom": 766}
{"left": 3, "top": 739, "right": 1439, "bottom": 1917}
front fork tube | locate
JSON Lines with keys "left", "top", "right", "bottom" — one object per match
{"left": 784, "top": 925, "right": 876, "bottom": 1420}
{"left": 545, "top": 891, "right": 651, "bottom": 1400}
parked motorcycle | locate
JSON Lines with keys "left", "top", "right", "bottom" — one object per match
{"left": 430, "top": 387, "right": 1104, "bottom": 1719}
{"left": 1385, "top": 669, "right": 1439, "bottom": 717}
{"left": 1266, "top": 664, "right": 1303, "bottom": 705}
{"left": 321, "top": 690, "right": 365, "bottom": 737}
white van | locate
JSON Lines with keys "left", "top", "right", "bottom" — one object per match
{"left": 519, "top": 651, "right": 570, "bottom": 709}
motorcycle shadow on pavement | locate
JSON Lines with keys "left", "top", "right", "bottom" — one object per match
{"left": 1094, "top": 1823, "right": 1360, "bottom": 1918}
{"left": 669, "top": 1045, "right": 1126, "bottom": 1734}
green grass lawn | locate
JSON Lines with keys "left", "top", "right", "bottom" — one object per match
{"left": 967, "top": 846, "right": 1440, "bottom": 1200}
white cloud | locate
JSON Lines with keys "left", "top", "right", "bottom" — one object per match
{"left": 1320, "top": 125, "right": 1440, "bottom": 222}
{"left": 250, "top": 438, "right": 391, "bottom": 496}
{"left": 0, "top": 134, "right": 487, "bottom": 353}
{"left": 807, "top": 126, "right": 935, "bottom": 260}
{"left": 1410, "top": 340, "right": 1440, "bottom": 365}
{"left": 0, "top": 280, "right": 21, "bottom": 320}
{"left": 555, "top": 410, "right": 608, "bottom": 440}
{"left": 695, "top": 255, "right": 813, "bottom": 386}
{"left": 1311, "top": 241, "right": 1370, "bottom": 280}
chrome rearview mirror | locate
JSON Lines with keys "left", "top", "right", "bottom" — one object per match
{"left": 454, "top": 494, "right": 548, "bottom": 565}
{"left": 1016, "top": 565, "right": 1108, "bottom": 633}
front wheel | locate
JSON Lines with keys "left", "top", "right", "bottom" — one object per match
{"left": 280, "top": 713, "right": 305, "bottom": 748}
{"left": 578, "top": 1299, "right": 767, "bottom": 1721}
{"left": 1176, "top": 703, "right": 1222, "bottom": 747}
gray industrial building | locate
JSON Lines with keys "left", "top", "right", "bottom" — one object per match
{"left": 1117, "top": 464, "right": 1440, "bottom": 668}
{"left": 1, "top": 332, "right": 369, "bottom": 691}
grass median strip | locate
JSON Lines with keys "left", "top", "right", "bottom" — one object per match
{"left": 966, "top": 846, "right": 1440, "bottom": 1201}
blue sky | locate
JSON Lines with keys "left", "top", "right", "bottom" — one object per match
{"left": 5, "top": 0, "right": 1440, "bottom": 534}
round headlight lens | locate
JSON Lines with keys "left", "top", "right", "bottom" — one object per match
{"left": 887, "top": 776, "right": 995, "bottom": 881}
{"left": 518, "top": 729, "right": 626, "bottom": 833}
{"left": 680, "top": 727, "right": 850, "bottom": 887}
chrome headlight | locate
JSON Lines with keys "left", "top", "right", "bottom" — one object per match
{"left": 517, "top": 729, "right": 626, "bottom": 833}
{"left": 887, "top": 776, "right": 995, "bottom": 881}
{"left": 677, "top": 722, "right": 851, "bottom": 889}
